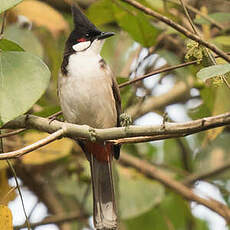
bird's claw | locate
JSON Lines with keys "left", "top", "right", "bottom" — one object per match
{"left": 120, "top": 113, "right": 132, "bottom": 127}
{"left": 88, "top": 127, "right": 97, "bottom": 142}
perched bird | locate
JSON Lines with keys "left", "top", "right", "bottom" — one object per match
{"left": 58, "top": 5, "right": 121, "bottom": 230}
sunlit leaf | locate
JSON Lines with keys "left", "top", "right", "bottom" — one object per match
{"left": 22, "top": 131, "right": 73, "bottom": 165}
{"left": 213, "top": 36, "right": 230, "bottom": 46}
{"left": 113, "top": 2, "right": 161, "bottom": 47}
{"left": 87, "top": 0, "right": 115, "bottom": 26}
{"left": 206, "top": 83, "right": 230, "bottom": 141}
{"left": 0, "top": 51, "right": 50, "bottom": 126}
{"left": 0, "top": 39, "right": 24, "bottom": 52}
{"left": 0, "top": 170, "right": 16, "bottom": 205}
{"left": 12, "top": 0, "right": 69, "bottom": 37}
{"left": 197, "top": 64, "right": 230, "bottom": 81}
{"left": 0, "top": 0, "right": 23, "bottom": 13}
{"left": 0, "top": 205, "right": 13, "bottom": 230}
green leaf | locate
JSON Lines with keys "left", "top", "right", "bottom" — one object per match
{"left": 88, "top": 0, "right": 161, "bottom": 47}
{"left": 87, "top": 0, "right": 115, "bottom": 26}
{"left": 119, "top": 166, "right": 164, "bottom": 219}
{"left": 0, "top": 39, "right": 24, "bottom": 51}
{"left": 125, "top": 207, "right": 168, "bottom": 230}
{"left": 163, "top": 139, "right": 183, "bottom": 169}
{"left": 0, "top": 51, "right": 50, "bottom": 126}
{"left": 0, "top": 0, "right": 23, "bottom": 13}
{"left": 197, "top": 64, "right": 230, "bottom": 81}
{"left": 125, "top": 193, "right": 198, "bottom": 230}
{"left": 5, "top": 25, "right": 44, "bottom": 57}
{"left": 195, "top": 12, "right": 230, "bottom": 25}
{"left": 112, "top": 2, "right": 161, "bottom": 47}
{"left": 213, "top": 36, "right": 230, "bottom": 46}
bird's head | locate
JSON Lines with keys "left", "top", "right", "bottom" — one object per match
{"left": 65, "top": 5, "right": 114, "bottom": 53}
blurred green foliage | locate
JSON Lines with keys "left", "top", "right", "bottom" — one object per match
{"left": 1, "top": 0, "right": 230, "bottom": 229}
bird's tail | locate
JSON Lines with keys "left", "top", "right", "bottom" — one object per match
{"left": 85, "top": 142, "right": 118, "bottom": 230}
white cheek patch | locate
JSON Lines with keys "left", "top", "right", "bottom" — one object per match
{"left": 72, "top": 41, "right": 91, "bottom": 52}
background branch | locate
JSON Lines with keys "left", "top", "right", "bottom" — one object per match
{"left": 121, "top": 0, "right": 230, "bottom": 62}
{"left": 119, "top": 152, "right": 230, "bottom": 221}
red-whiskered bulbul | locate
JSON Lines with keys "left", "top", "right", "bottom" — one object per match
{"left": 58, "top": 5, "right": 121, "bottom": 230}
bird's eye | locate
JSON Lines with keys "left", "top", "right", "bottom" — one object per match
{"left": 85, "top": 33, "right": 90, "bottom": 38}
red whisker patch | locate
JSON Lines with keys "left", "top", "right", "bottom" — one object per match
{"left": 77, "top": 38, "right": 87, "bottom": 42}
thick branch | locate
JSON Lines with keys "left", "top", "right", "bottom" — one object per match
{"left": 121, "top": 0, "right": 230, "bottom": 63}
{"left": 119, "top": 153, "right": 230, "bottom": 221}
{"left": 0, "top": 112, "right": 230, "bottom": 160}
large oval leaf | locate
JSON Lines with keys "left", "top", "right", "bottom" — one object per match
{"left": 119, "top": 166, "right": 164, "bottom": 219}
{"left": 5, "top": 25, "right": 44, "bottom": 57}
{"left": 197, "top": 64, "right": 230, "bottom": 81}
{"left": 0, "top": 0, "right": 23, "bottom": 13}
{"left": 0, "top": 51, "right": 50, "bottom": 126}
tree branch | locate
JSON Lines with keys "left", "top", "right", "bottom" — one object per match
{"left": 1, "top": 112, "right": 230, "bottom": 159}
{"left": 121, "top": 0, "right": 230, "bottom": 63}
{"left": 183, "top": 159, "right": 230, "bottom": 185}
{"left": 119, "top": 152, "right": 230, "bottom": 221}
{"left": 0, "top": 129, "right": 64, "bottom": 159}
{"left": 126, "top": 77, "right": 193, "bottom": 119}
{"left": 167, "top": 0, "right": 224, "bottom": 30}
{"left": 119, "top": 61, "right": 197, "bottom": 88}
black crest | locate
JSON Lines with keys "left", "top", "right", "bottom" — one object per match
{"left": 71, "top": 5, "right": 98, "bottom": 32}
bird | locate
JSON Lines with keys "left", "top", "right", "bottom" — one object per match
{"left": 58, "top": 5, "right": 121, "bottom": 230}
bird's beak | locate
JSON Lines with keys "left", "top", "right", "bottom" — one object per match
{"left": 97, "top": 32, "right": 115, "bottom": 40}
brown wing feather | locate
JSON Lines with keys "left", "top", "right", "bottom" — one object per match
{"left": 112, "top": 77, "right": 121, "bottom": 159}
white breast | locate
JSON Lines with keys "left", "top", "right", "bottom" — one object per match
{"left": 58, "top": 43, "right": 117, "bottom": 129}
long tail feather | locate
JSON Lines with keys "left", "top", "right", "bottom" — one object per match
{"left": 89, "top": 152, "right": 117, "bottom": 230}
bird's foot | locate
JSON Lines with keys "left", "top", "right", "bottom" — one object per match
{"left": 120, "top": 113, "right": 132, "bottom": 127}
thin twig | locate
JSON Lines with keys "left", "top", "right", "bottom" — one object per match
{"left": 109, "top": 134, "right": 185, "bottom": 144}
{"left": 183, "top": 159, "right": 230, "bottom": 185}
{"left": 119, "top": 61, "right": 196, "bottom": 88}
{"left": 121, "top": 0, "right": 230, "bottom": 63}
{"left": 179, "top": 0, "right": 199, "bottom": 35}
{"left": 0, "top": 186, "right": 17, "bottom": 204}
{"left": 0, "top": 129, "right": 25, "bottom": 138}
{"left": 168, "top": 0, "right": 224, "bottom": 30}
{"left": 0, "top": 129, "right": 65, "bottom": 160}
{"left": 14, "top": 212, "right": 89, "bottom": 230}
{"left": 0, "top": 130, "right": 31, "bottom": 229}
{"left": 7, "top": 160, "right": 31, "bottom": 230}
{"left": 0, "top": 11, "right": 7, "bottom": 39}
